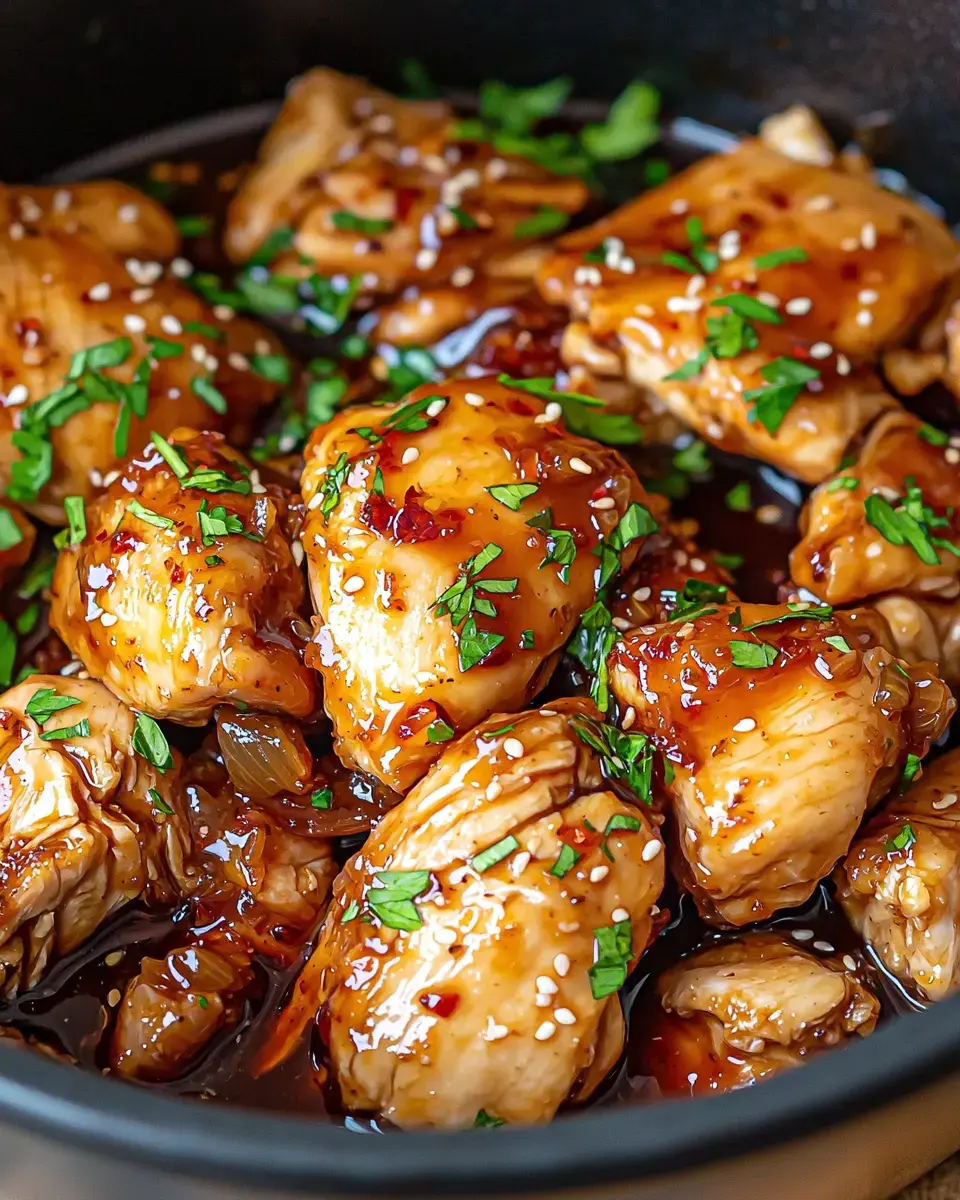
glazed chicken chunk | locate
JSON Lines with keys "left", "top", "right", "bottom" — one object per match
{"left": 112, "top": 725, "right": 335, "bottom": 1080}
{"left": 837, "top": 748, "right": 960, "bottom": 1002}
{"left": 609, "top": 603, "right": 954, "bottom": 925}
{"left": 0, "top": 675, "right": 191, "bottom": 995}
{"left": 868, "top": 592, "right": 960, "bottom": 689}
{"left": 225, "top": 68, "right": 589, "bottom": 346}
{"left": 536, "top": 137, "right": 959, "bottom": 481}
{"left": 50, "top": 429, "right": 315, "bottom": 724}
{"left": 639, "top": 934, "right": 879, "bottom": 1095}
{"left": 258, "top": 700, "right": 665, "bottom": 1128}
{"left": 791, "top": 411, "right": 960, "bottom": 605}
{"left": 0, "top": 202, "right": 284, "bottom": 522}
{"left": 300, "top": 376, "right": 659, "bottom": 791}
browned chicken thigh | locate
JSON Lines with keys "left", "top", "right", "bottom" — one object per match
{"left": 50, "top": 429, "right": 315, "bottom": 724}
{"left": 608, "top": 603, "right": 954, "bottom": 925}
{"left": 0, "top": 675, "right": 191, "bottom": 995}
{"left": 258, "top": 699, "right": 665, "bottom": 1128}
{"left": 300, "top": 376, "right": 660, "bottom": 791}
{"left": 536, "top": 138, "right": 958, "bottom": 481}
{"left": 639, "top": 934, "right": 878, "bottom": 1095}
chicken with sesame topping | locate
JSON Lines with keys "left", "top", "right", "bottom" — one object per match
{"left": 300, "top": 376, "right": 660, "bottom": 791}
{"left": 255, "top": 699, "right": 665, "bottom": 1128}
{"left": 0, "top": 211, "right": 285, "bottom": 522}
{"left": 225, "top": 68, "right": 589, "bottom": 345}
{"left": 49, "top": 428, "right": 316, "bottom": 724}
{"left": 111, "top": 741, "right": 335, "bottom": 1081}
{"left": 0, "top": 675, "right": 191, "bottom": 996}
{"left": 836, "top": 748, "right": 960, "bottom": 1003}
{"left": 608, "top": 603, "right": 954, "bottom": 925}
{"left": 638, "top": 933, "right": 878, "bottom": 1096}
{"left": 791, "top": 410, "right": 960, "bottom": 604}
{"left": 536, "top": 137, "right": 958, "bottom": 482}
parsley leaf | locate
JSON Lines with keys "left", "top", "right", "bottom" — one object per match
{"left": 486, "top": 483, "right": 540, "bottom": 511}
{"left": 730, "top": 640, "right": 779, "bottom": 669}
{"left": 25, "top": 688, "right": 82, "bottom": 725}
{"left": 132, "top": 712, "right": 173, "bottom": 772}
{"left": 513, "top": 206, "right": 570, "bottom": 239}
{"left": 471, "top": 835, "right": 520, "bottom": 873}
{"left": 744, "top": 356, "right": 821, "bottom": 435}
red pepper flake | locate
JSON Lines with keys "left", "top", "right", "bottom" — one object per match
{"left": 110, "top": 529, "right": 140, "bottom": 554}
{"left": 418, "top": 991, "right": 460, "bottom": 1018}
{"left": 361, "top": 486, "right": 462, "bottom": 545}
{"left": 394, "top": 187, "right": 421, "bottom": 223}
{"left": 557, "top": 823, "right": 602, "bottom": 852}
{"left": 506, "top": 397, "right": 538, "bottom": 418}
{"left": 168, "top": 560, "right": 185, "bottom": 584}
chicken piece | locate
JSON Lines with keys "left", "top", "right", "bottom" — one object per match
{"left": 111, "top": 742, "right": 335, "bottom": 1080}
{"left": 0, "top": 502, "right": 35, "bottom": 587}
{"left": 791, "top": 411, "right": 960, "bottom": 605}
{"left": 609, "top": 522, "right": 736, "bottom": 630}
{"left": 609, "top": 603, "right": 954, "bottom": 925}
{"left": 300, "top": 376, "right": 659, "bottom": 791}
{"left": 2, "top": 181, "right": 179, "bottom": 261}
{"left": 225, "top": 68, "right": 589, "bottom": 344}
{"left": 869, "top": 593, "right": 960, "bottom": 688}
{"left": 0, "top": 675, "right": 191, "bottom": 996}
{"left": 50, "top": 428, "right": 315, "bottom": 725}
{"left": 837, "top": 747, "right": 960, "bottom": 1002}
{"left": 257, "top": 699, "right": 665, "bottom": 1128}
{"left": 639, "top": 934, "right": 878, "bottom": 1096}
{"left": 0, "top": 220, "right": 284, "bottom": 522}
{"left": 537, "top": 138, "right": 958, "bottom": 482}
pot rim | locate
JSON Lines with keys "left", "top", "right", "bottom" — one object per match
{"left": 1, "top": 992, "right": 959, "bottom": 1195}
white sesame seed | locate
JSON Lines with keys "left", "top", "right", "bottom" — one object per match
{"left": 813, "top": 940, "right": 835, "bottom": 954}
{"left": 857, "top": 289, "right": 879, "bottom": 305}
{"left": 632, "top": 587, "right": 652, "bottom": 602}
{"left": 792, "top": 928, "right": 814, "bottom": 941}
{"left": 401, "top": 446, "right": 420, "bottom": 466}
{"left": 804, "top": 193, "right": 835, "bottom": 212}
{"left": 554, "top": 1008, "right": 576, "bottom": 1026}
{"left": 621, "top": 706, "right": 636, "bottom": 731}
{"left": 557, "top": 922, "right": 580, "bottom": 933}
{"left": 535, "top": 993, "right": 552, "bottom": 1007}
{"left": 123, "top": 314, "right": 146, "bottom": 334}
{"left": 836, "top": 353, "right": 852, "bottom": 376}
{"left": 755, "top": 504, "right": 783, "bottom": 525}
{"left": 88, "top": 282, "right": 111, "bottom": 301}
{"left": 840, "top": 237, "right": 860, "bottom": 252}
{"left": 669, "top": 199, "right": 689, "bottom": 215}
{"left": 590, "top": 496, "right": 616, "bottom": 510}
{"left": 589, "top": 865, "right": 610, "bottom": 882}
{"left": 451, "top": 266, "right": 474, "bottom": 288}
{"left": 785, "top": 296, "right": 812, "bottom": 315}
{"left": 843, "top": 955, "right": 857, "bottom": 971}
{"left": 160, "top": 314, "right": 182, "bottom": 336}
{"left": 118, "top": 203, "right": 139, "bottom": 224}
{"left": 100, "top": 613, "right": 118, "bottom": 627}
{"left": 666, "top": 295, "right": 703, "bottom": 314}
{"left": 485, "top": 780, "right": 502, "bottom": 801}
{"left": 756, "top": 291, "right": 781, "bottom": 308}
{"left": 733, "top": 717, "right": 757, "bottom": 732}
{"left": 213, "top": 304, "right": 235, "bottom": 322}
{"left": 855, "top": 309, "right": 873, "bottom": 327}
{"left": 52, "top": 189, "right": 72, "bottom": 213}
{"left": 641, "top": 840, "right": 662, "bottom": 862}
{"left": 204, "top": 354, "right": 219, "bottom": 372}
{"left": 483, "top": 1020, "right": 509, "bottom": 1042}
{"left": 510, "top": 850, "right": 531, "bottom": 877}
{"left": 102, "top": 469, "right": 120, "bottom": 487}
{"left": 535, "top": 1021, "right": 556, "bottom": 1041}
{"left": 536, "top": 976, "right": 558, "bottom": 995}
{"left": 464, "top": 391, "right": 484, "bottom": 407}
{"left": 5, "top": 384, "right": 28, "bottom": 407}
{"left": 486, "top": 157, "right": 508, "bottom": 180}
{"left": 8, "top": 222, "right": 23, "bottom": 241}
{"left": 717, "top": 230, "right": 741, "bottom": 260}
{"left": 946, "top": 448, "right": 960, "bottom": 466}
{"left": 686, "top": 273, "right": 706, "bottom": 297}
{"left": 307, "top": 492, "right": 324, "bottom": 510}
{"left": 170, "top": 257, "right": 193, "bottom": 279}
{"left": 612, "top": 617, "right": 631, "bottom": 630}
{"left": 227, "top": 352, "right": 249, "bottom": 371}
{"left": 415, "top": 248, "right": 438, "bottom": 271}
{"left": 612, "top": 907, "right": 630, "bottom": 923}
{"left": 534, "top": 400, "right": 563, "bottom": 425}
{"left": 860, "top": 222, "right": 877, "bottom": 250}
{"left": 933, "top": 793, "right": 958, "bottom": 810}
{"left": 434, "top": 927, "right": 457, "bottom": 946}
{"left": 291, "top": 541, "right": 304, "bottom": 567}
{"left": 809, "top": 341, "right": 833, "bottom": 359}
{"left": 426, "top": 398, "right": 446, "bottom": 418}
{"left": 553, "top": 953, "right": 570, "bottom": 977}
{"left": 503, "top": 737, "right": 525, "bottom": 759}
{"left": 569, "top": 457, "right": 592, "bottom": 475}
{"left": 342, "top": 575, "right": 365, "bottom": 594}
{"left": 573, "top": 265, "right": 603, "bottom": 287}
{"left": 130, "top": 287, "right": 154, "bottom": 304}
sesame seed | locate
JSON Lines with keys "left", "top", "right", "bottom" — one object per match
{"left": 5, "top": 384, "right": 28, "bottom": 407}
{"left": 755, "top": 504, "right": 783, "bottom": 525}
{"left": 860, "top": 222, "right": 877, "bottom": 250}
{"left": 535, "top": 1021, "right": 556, "bottom": 1041}
{"left": 641, "top": 840, "right": 662, "bottom": 862}
{"left": 485, "top": 780, "right": 502, "bottom": 801}
{"left": 756, "top": 291, "right": 781, "bottom": 308}
{"left": 118, "top": 204, "right": 139, "bottom": 224}
{"left": 554, "top": 1008, "right": 576, "bottom": 1026}
{"left": 553, "top": 954, "right": 570, "bottom": 977}
{"left": 933, "top": 793, "right": 958, "bottom": 810}
{"left": 170, "top": 257, "right": 193, "bottom": 279}
{"left": 621, "top": 706, "right": 636, "bottom": 731}
{"left": 557, "top": 922, "right": 580, "bottom": 933}
{"left": 686, "top": 274, "right": 706, "bottom": 297}
{"left": 204, "top": 354, "right": 219, "bottom": 372}
{"left": 666, "top": 295, "right": 703, "bottom": 314}
{"left": 451, "top": 266, "right": 474, "bottom": 288}
{"left": 612, "top": 907, "right": 630, "bottom": 923}
{"left": 8, "top": 222, "right": 23, "bottom": 240}
{"left": 858, "top": 289, "right": 879, "bottom": 304}
{"left": 813, "top": 940, "right": 835, "bottom": 954}
{"left": 632, "top": 586, "right": 652, "bottom": 602}
{"left": 426, "top": 398, "right": 446, "bottom": 418}
{"left": 843, "top": 955, "right": 857, "bottom": 971}
{"left": 589, "top": 865, "right": 610, "bottom": 882}
{"left": 536, "top": 976, "right": 558, "bottom": 995}
{"left": 104, "top": 950, "right": 124, "bottom": 967}
{"left": 107, "top": 988, "right": 122, "bottom": 1007}
{"left": 569, "top": 457, "right": 592, "bottom": 475}
{"left": 535, "top": 993, "right": 552, "bottom": 1007}
{"left": 227, "top": 352, "right": 249, "bottom": 371}
{"left": 840, "top": 237, "right": 860, "bottom": 252}
{"left": 123, "top": 314, "right": 146, "bottom": 334}
{"left": 503, "top": 737, "right": 525, "bottom": 759}
{"left": 401, "top": 447, "right": 420, "bottom": 465}
{"left": 307, "top": 492, "right": 324, "bottom": 510}
{"left": 717, "top": 230, "right": 741, "bottom": 260}
{"left": 100, "top": 613, "right": 118, "bottom": 628}
{"left": 130, "top": 287, "right": 154, "bottom": 304}
{"left": 510, "top": 851, "right": 531, "bottom": 877}
{"left": 342, "top": 575, "right": 364, "bottom": 594}
{"left": 486, "top": 157, "right": 508, "bottom": 180}
{"left": 785, "top": 296, "right": 812, "bottom": 316}
{"left": 589, "top": 495, "right": 616, "bottom": 511}
{"left": 464, "top": 391, "right": 484, "bottom": 407}
{"left": 434, "top": 927, "right": 457, "bottom": 946}
{"left": 483, "top": 1020, "right": 509, "bottom": 1041}
{"left": 213, "top": 305, "right": 235, "bottom": 322}
{"left": 573, "top": 265, "right": 602, "bottom": 286}
{"left": 160, "top": 314, "right": 182, "bottom": 336}
{"left": 809, "top": 341, "right": 833, "bottom": 359}
{"left": 669, "top": 199, "right": 689, "bottom": 215}
{"left": 535, "top": 401, "right": 563, "bottom": 425}
{"left": 415, "top": 248, "right": 438, "bottom": 271}
{"left": 855, "top": 309, "right": 873, "bottom": 327}
{"left": 733, "top": 717, "right": 756, "bottom": 733}
{"left": 612, "top": 617, "right": 631, "bottom": 630}
{"left": 804, "top": 194, "right": 835, "bottom": 212}
{"left": 291, "top": 541, "right": 304, "bottom": 567}
{"left": 836, "top": 353, "right": 852, "bottom": 376}
{"left": 792, "top": 928, "right": 814, "bottom": 941}
{"left": 946, "top": 448, "right": 960, "bottom": 466}
{"left": 88, "top": 282, "right": 111, "bottom": 301}
{"left": 52, "top": 189, "right": 72, "bottom": 213}
{"left": 690, "top": 557, "right": 706, "bottom": 573}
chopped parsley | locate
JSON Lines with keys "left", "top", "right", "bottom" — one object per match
{"left": 126, "top": 500, "right": 175, "bottom": 530}
{"left": 198, "top": 501, "right": 254, "bottom": 546}
{"left": 825, "top": 634, "right": 852, "bottom": 653}
{"left": 753, "top": 246, "right": 808, "bottom": 270}
{"left": 714, "top": 551, "right": 744, "bottom": 572}
{"left": 0, "top": 509, "right": 23, "bottom": 551}
{"left": 433, "top": 543, "right": 515, "bottom": 672}
{"left": 14, "top": 604, "right": 38, "bottom": 636}
{"left": 730, "top": 640, "right": 779, "bottom": 669}
{"left": 0, "top": 620, "right": 14, "bottom": 688}
{"left": 341, "top": 900, "right": 360, "bottom": 924}
{"left": 317, "top": 452, "right": 351, "bottom": 524}
{"left": 513, "top": 206, "right": 570, "bottom": 239}
{"left": 601, "top": 812, "right": 642, "bottom": 861}
{"left": 471, "top": 835, "right": 520, "bottom": 873}
{"left": 549, "top": 843, "right": 581, "bottom": 878}
{"left": 481, "top": 722, "right": 518, "bottom": 741}
{"left": 580, "top": 79, "right": 659, "bottom": 161}
{"left": 826, "top": 476, "right": 859, "bottom": 493}
{"left": 864, "top": 484, "right": 959, "bottom": 566}
{"left": 190, "top": 375, "right": 228, "bottom": 415}
{"left": 331, "top": 211, "right": 395, "bottom": 235}
{"left": 486, "top": 483, "right": 540, "bottom": 511}
{"left": 176, "top": 214, "right": 213, "bottom": 237}
{"left": 709, "top": 293, "right": 783, "bottom": 325}
{"left": 367, "top": 869, "right": 431, "bottom": 931}
{"left": 53, "top": 496, "right": 86, "bottom": 549}
{"left": 569, "top": 598, "right": 617, "bottom": 714}
{"left": 249, "top": 353, "right": 292, "bottom": 385}
{"left": 918, "top": 423, "right": 949, "bottom": 447}
{"left": 668, "top": 578, "right": 728, "bottom": 622}
{"left": 901, "top": 754, "right": 922, "bottom": 787}
{"left": 39, "top": 719, "right": 90, "bottom": 742}
{"left": 17, "top": 554, "right": 54, "bottom": 599}
{"left": 427, "top": 719, "right": 455, "bottom": 744}
{"left": 474, "top": 1110, "right": 505, "bottom": 1129}
{"left": 744, "top": 357, "right": 821, "bottom": 435}
{"left": 736, "top": 602, "right": 834, "bottom": 632}
{"left": 885, "top": 823, "right": 916, "bottom": 855}
{"left": 589, "top": 918, "right": 632, "bottom": 1000}
{"left": 132, "top": 712, "right": 173, "bottom": 772}
{"left": 725, "top": 481, "right": 752, "bottom": 512}
{"left": 25, "top": 688, "right": 82, "bottom": 725}
{"left": 570, "top": 713, "right": 655, "bottom": 805}
{"left": 149, "top": 787, "right": 174, "bottom": 816}
{"left": 311, "top": 788, "right": 333, "bottom": 810}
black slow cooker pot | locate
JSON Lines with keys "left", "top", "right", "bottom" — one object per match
{"left": 0, "top": 1, "right": 959, "bottom": 1196}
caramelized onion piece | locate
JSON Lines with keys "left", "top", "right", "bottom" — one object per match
{"left": 215, "top": 710, "right": 313, "bottom": 801}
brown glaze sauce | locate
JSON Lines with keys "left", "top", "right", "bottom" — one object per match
{"left": 0, "top": 109, "right": 954, "bottom": 1125}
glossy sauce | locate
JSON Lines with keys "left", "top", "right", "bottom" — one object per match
{"left": 0, "top": 107, "right": 955, "bottom": 1122}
